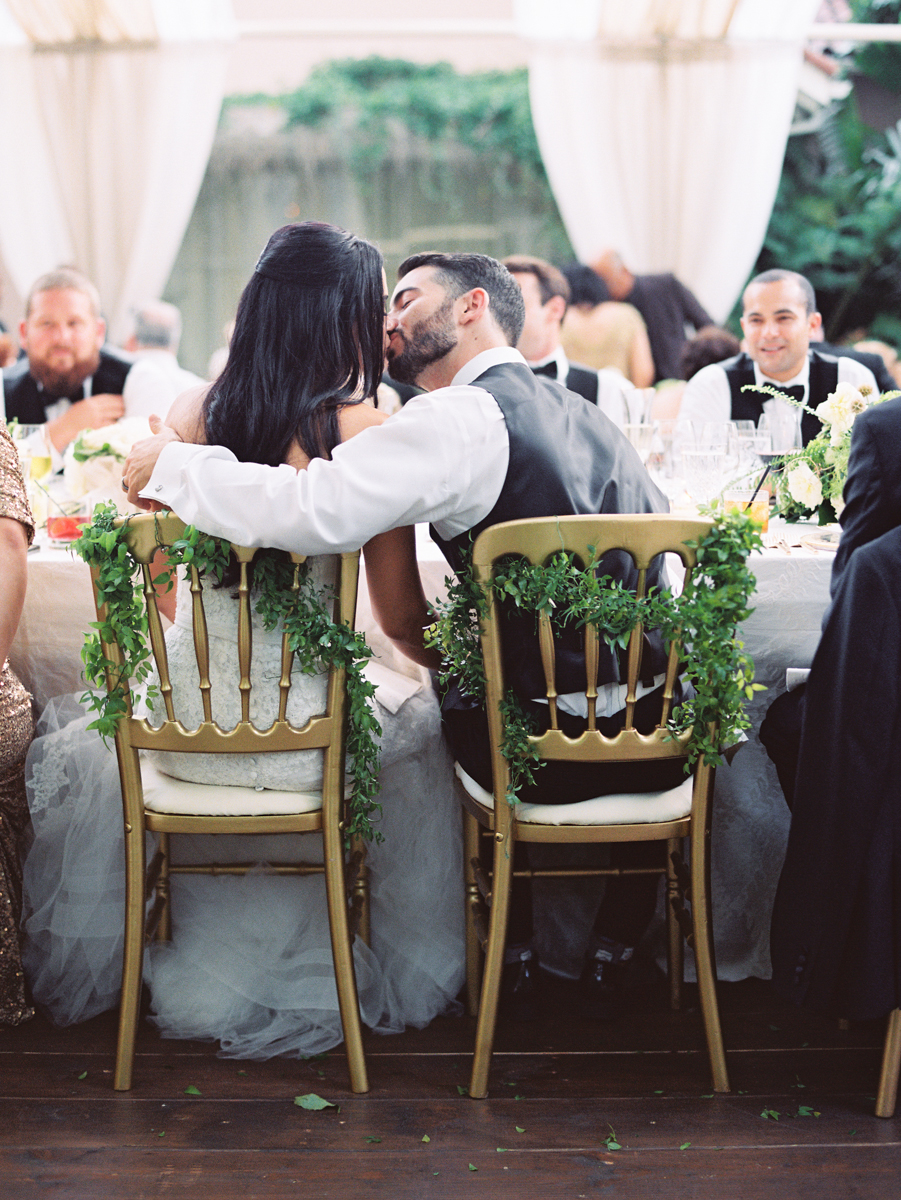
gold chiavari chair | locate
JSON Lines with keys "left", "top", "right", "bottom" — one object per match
{"left": 458, "top": 514, "right": 729, "bottom": 1099}
{"left": 88, "top": 513, "right": 369, "bottom": 1093}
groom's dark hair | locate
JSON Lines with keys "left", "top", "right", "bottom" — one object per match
{"left": 398, "top": 251, "right": 525, "bottom": 346}
{"left": 203, "top": 221, "right": 386, "bottom": 467}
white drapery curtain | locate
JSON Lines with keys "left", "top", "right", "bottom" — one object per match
{"left": 0, "top": 0, "right": 234, "bottom": 340}
{"left": 516, "top": 0, "right": 823, "bottom": 321}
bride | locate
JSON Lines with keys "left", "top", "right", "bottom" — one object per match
{"left": 21, "top": 222, "right": 463, "bottom": 1057}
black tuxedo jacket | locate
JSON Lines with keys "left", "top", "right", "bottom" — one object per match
{"left": 3, "top": 346, "right": 134, "bottom": 424}
{"left": 770, "top": 524, "right": 901, "bottom": 1020}
{"left": 831, "top": 395, "right": 901, "bottom": 597}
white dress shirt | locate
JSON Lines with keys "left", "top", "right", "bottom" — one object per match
{"left": 680, "top": 353, "right": 877, "bottom": 438}
{"left": 143, "top": 346, "right": 517, "bottom": 553}
{"left": 123, "top": 351, "right": 205, "bottom": 422}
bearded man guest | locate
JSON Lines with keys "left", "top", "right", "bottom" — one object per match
{"left": 2, "top": 267, "right": 134, "bottom": 467}
{"left": 125, "top": 247, "right": 682, "bottom": 1022}
{"left": 679, "top": 269, "right": 877, "bottom": 446}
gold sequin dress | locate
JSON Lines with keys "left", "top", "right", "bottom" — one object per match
{"left": 0, "top": 425, "right": 35, "bottom": 1024}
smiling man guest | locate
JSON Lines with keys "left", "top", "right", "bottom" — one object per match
{"left": 679, "top": 269, "right": 877, "bottom": 446}
{"left": 125, "top": 247, "right": 678, "bottom": 1023}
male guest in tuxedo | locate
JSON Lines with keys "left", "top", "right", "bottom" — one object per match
{"left": 502, "top": 254, "right": 637, "bottom": 429}
{"left": 679, "top": 269, "right": 877, "bottom": 446}
{"left": 125, "top": 250, "right": 678, "bottom": 1021}
{"left": 591, "top": 249, "right": 713, "bottom": 382}
{"left": 3, "top": 267, "right": 133, "bottom": 467}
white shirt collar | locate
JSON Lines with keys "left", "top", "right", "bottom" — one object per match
{"left": 452, "top": 346, "right": 526, "bottom": 387}
{"left": 752, "top": 353, "right": 810, "bottom": 391}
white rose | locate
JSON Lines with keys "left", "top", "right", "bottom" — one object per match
{"left": 817, "top": 383, "right": 867, "bottom": 446}
{"left": 833, "top": 495, "right": 845, "bottom": 519}
{"left": 786, "top": 461, "right": 823, "bottom": 510}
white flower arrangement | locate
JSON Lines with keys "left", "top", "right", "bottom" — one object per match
{"left": 63, "top": 418, "right": 152, "bottom": 503}
{"left": 776, "top": 383, "right": 899, "bottom": 523}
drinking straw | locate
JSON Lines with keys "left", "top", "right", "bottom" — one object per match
{"left": 745, "top": 465, "right": 772, "bottom": 511}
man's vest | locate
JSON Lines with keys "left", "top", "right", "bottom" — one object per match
{"left": 431, "top": 361, "right": 668, "bottom": 699}
{"left": 722, "top": 350, "right": 840, "bottom": 447}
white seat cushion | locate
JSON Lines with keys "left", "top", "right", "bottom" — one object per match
{"left": 140, "top": 757, "right": 324, "bottom": 817}
{"left": 455, "top": 762, "right": 693, "bottom": 826}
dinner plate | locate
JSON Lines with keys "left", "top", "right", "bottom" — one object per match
{"left": 799, "top": 528, "right": 841, "bottom": 553}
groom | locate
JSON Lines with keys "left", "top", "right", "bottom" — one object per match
{"left": 125, "top": 250, "right": 675, "bottom": 1019}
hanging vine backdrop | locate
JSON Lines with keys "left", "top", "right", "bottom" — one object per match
{"left": 76, "top": 504, "right": 383, "bottom": 844}
{"left": 426, "top": 510, "right": 764, "bottom": 804}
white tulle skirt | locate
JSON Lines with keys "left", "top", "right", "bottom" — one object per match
{"left": 21, "top": 688, "right": 465, "bottom": 1058}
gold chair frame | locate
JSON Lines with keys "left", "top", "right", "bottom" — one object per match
{"left": 877, "top": 1009, "right": 901, "bottom": 1117}
{"left": 89, "top": 513, "right": 369, "bottom": 1093}
{"left": 461, "top": 513, "right": 729, "bottom": 1099}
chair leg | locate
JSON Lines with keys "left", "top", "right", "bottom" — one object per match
{"left": 690, "top": 787, "right": 729, "bottom": 1094}
{"left": 665, "top": 836, "right": 683, "bottom": 1011}
{"left": 114, "top": 821, "right": 149, "bottom": 1091}
{"left": 322, "top": 818, "right": 369, "bottom": 1094}
{"left": 876, "top": 1009, "right": 901, "bottom": 1118}
{"left": 349, "top": 834, "right": 370, "bottom": 947}
{"left": 463, "top": 808, "right": 483, "bottom": 1018}
{"left": 469, "top": 830, "right": 514, "bottom": 1100}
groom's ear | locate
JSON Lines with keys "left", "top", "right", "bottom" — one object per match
{"left": 457, "top": 287, "right": 490, "bottom": 326}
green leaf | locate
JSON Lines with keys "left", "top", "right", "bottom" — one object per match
{"left": 761, "top": 1108, "right": 780, "bottom": 1120}
{"left": 421, "top": 1135, "right": 430, "bottom": 1143}
{"left": 293, "top": 1093, "right": 336, "bottom": 1110}
{"left": 184, "top": 1085, "right": 201, "bottom": 1096}
{"left": 680, "top": 1142, "right": 691, "bottom": 1150}
{"left": 456, "top": 1085, "right": 468, "bottom": 1095}
{"left": 468, "top": 1163, "right": 478, "bottom": 1171}
{"left": 515, "top": 1126, "right": 525, "bottom": 1133}
{"left": 496, "top": 1147, "right": 507, "bottom": 1152}
{"left": 797, "top": 1106, "right": 821, "bottom": 1118}
{"left": 77, "top": 1071, "right": 87, "bottom": 1080}
{"left": 366, "top": 1136, "right": 382, "bottom": 1143}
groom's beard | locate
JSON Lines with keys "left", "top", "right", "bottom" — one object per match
{"left": 387, "top": 298, "right": 457, "bottom": 386}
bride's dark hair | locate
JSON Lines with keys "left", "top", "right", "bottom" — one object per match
{"left": 202, "top": 221, "right": 385, "bottom": 465}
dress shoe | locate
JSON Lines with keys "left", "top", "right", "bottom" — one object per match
{"left": 500, "top": 947, "right": 542, "bottom": 1022}
{"left": 580, "top": 945, "right": 633, "bottom": 1022}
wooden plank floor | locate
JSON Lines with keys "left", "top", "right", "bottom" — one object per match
{"left": 1, "top": 973, "right": 898, "bottom": 1199}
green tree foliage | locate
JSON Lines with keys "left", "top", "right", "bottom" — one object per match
{"left": 277, "top": 57, "right": 544, "bottom": 178}
{"left": 755, "top": 2, "right": 901, "bottom": 344}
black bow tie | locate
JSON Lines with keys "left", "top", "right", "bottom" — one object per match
{"left": 770, "top": 384, "right": 805, "bottom": 403}
{"left": 531, "top": 361, "right": 559, "bottom": 380}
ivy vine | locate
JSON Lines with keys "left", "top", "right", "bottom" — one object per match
{"left": 76, "top": 504, "right": 383, "bottom": 844}
{"left": 426, "top": 510, "right": 764, "bottom": 804}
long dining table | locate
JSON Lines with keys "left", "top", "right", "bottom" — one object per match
{"left": 12, "top": 518, "right": 834, "bottom": 984}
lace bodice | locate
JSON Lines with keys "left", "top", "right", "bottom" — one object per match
{"left": 145, "top": 561, "right": 337, "bottom": 792}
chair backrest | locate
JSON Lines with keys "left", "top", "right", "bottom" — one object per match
{"left": 88, "top": 512, "right": 360, "bottom": 810}
{"left": 471, "top": 513, "right": 714, "bottom": 803}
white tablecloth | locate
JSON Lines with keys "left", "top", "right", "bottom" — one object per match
{"left": 11, "top": 519, "right": 835, "bottom": 982}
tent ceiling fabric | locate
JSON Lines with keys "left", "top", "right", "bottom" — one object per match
{"left": 3, "top": 0, "right": 158, "bottom": 45}
{"left": 0, "top": 0, "right": 234, "bottom": 342}
{"left": 517, "top": 0, "right": 823, "bottom": 322}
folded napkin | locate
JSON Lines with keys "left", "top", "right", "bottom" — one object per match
{"left": 362, "top": 660, "right": 424, "bottom": 714}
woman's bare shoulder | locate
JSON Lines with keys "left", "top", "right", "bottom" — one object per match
{"left": 166, "top": 384, "right": 210, "bottom": 444}
{"left": 339, "top": 401, "right": 389, "bottom": 442}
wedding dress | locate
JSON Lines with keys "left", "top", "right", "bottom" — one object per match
{"left": 21, "top": 564, "right": 464, "bottom": 1057}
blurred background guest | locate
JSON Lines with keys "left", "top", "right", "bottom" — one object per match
{"left": 122, "top": 300, "right": 205, "bottom": 421}
{"left": 0, "top": 423, "right": 35, "bottom": 1025}
{"left": 503, "top": 254, "right": 637, "bottom": 429}
{"left": 559, "top": 262, "right": 654, "bottom": 388}
{"left": 591, "top": 249, "right": 713, "bottom": 383}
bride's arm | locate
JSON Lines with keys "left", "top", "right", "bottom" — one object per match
{"left": 363, "top": 526, "right": 440, "bottom": 670}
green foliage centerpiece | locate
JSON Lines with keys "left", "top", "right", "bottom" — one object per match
{"left": 426, "top": 511, "right": 763, "bottom": 804}
{"left": 76, "top": 504, "right": 383, "bottom": 843}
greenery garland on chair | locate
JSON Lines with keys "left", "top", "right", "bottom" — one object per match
{"left": 76, "top": 503, "right": 383, "bottom": 844}
{"left": 425, "top": 509, "right": 764, "bottom": 804}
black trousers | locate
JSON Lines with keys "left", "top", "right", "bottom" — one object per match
{"left": 443, "top": 685, "right": 689, "bottom": 950}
